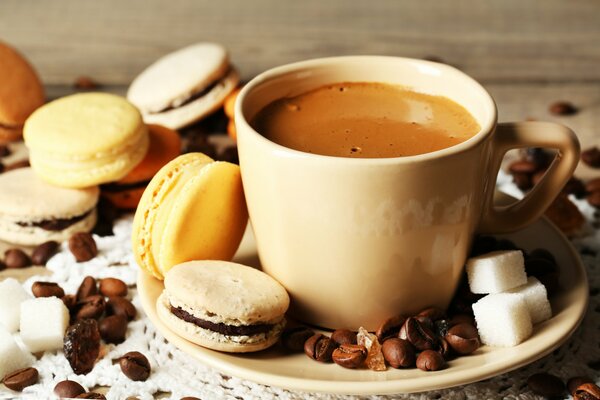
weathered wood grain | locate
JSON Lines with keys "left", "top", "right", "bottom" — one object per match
{"left": 1, "top": 0, "right": 599, "bottom": 85}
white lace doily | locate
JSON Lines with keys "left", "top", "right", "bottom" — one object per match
{"left": 2, "top": 171, "right": 599, "bottom": 400}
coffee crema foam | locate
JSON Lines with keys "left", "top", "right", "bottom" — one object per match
{"left": 251, "top": 82, "right": 481, "bottom": 158}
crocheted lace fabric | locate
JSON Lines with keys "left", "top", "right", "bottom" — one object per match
{"left": 3, "top": 171, "right": 599, "bottom": 400}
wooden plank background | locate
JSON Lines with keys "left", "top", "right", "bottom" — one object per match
{"left": 1, "top": 0, "right": 599, "bottom": 84}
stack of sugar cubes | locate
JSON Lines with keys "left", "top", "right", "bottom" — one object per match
{"left": 467, "top": 250, "right": 552, "bottom": 347}
{"left": 0, "top": 278, "right": 69, "bottom": 378}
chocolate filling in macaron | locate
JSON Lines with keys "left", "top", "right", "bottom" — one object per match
{"left": 101, "top": 180, "right": 152, "bottom": 193}
{"left": 16, "top": 209, "right": 94, "bottom": 231}
{"left": 170, "top": 305, "right": 273, "bottom": 336}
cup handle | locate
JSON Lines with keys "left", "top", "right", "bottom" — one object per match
{"left": 478, "top": 121, "right": 580, "bottom": 234}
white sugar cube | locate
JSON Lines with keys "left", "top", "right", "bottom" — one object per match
{"left": 0, "top": 278, "right": 31, "bottom": 332}
{"left": 466, "top": 250, "right": 527, "bottom": 294}
{"left": 506, "top": 277, "right": 552, "bottom": 324}
{"left": 472, "top": 293, "right": 532, "bottom": 347}
{"left": 0, "top": 327, "right": 32, "bottom": 378}
{"left": 20, "top": 297, "right": 69, "bottom": 353}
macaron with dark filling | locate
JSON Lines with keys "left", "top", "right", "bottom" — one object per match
{"left": 157, "top": 260, "right": 290, "bottom": 353}
{"left": 127, "top": 43, "right": 239, "bottom": 130}
{"left": 0, "top": 168, "right": 99, "bottom": 245}
{"left": 0, "top": 41, "right": 45, "bottom": 143}
{"left": 101, "top": 124, "right": 181, "bottom": 210}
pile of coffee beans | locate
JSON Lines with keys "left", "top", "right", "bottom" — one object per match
{"left": 0, "top": 240, "right": 60, "bottom": 271}
{"left": 54, "top": 379, "right": 107, "bottom": 399}
{"left": 527, "top": 372, "right": 600, "bottom": 399}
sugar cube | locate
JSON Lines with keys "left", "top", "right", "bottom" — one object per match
{"left": 472, "top": 293, "right": 532, "bottom": 347}
{"left": 0, "top": 327, "right": 32, "bottom": 378}
{"left": 20, "top": 297, "right": 69, "bottom": 353}
{"left": 506, "top": 277, "right": 552, "bottom": 324}
{"left": 0, "top": 278, "right": 31, "bottom": 332}
{"left": 466, "top": 250, "right": 527, "bottom": 294}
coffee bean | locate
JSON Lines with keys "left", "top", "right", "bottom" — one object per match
{"left": 549, "top": 101, "right": 578, "bottom": 116}
{"left": 445, "top": 323, "right": 480, "bottom": 355}
{"left": 416, "top": 349, "right": 446, "bottom": 371}
{"left": 64, "top": 319, "right": 101, "bottom": 375}
{"left": 582, "top": 147, "right": 600, "bottom": 168}
{"left": 399, "top": 317, "right": 438, "bottom": 351}
{"left": 69, "top": 232, "right": 98, "bottom": 262}
{"left": 99, "top": 315, "right": 128, "bottom": 344}
{"left": 509, "top": 160, "right": 538, "bottom": 174}
{"left": 525, "top": 257, "right": 559, "bottom": 295}
{"left": 99, "top": 278, "right": 127, "bottom": 297}
{"left": 332, "top": 344, "right": 367, "bottom": 369}
{"left": 574, "top": 383, "right": 600, "bottom": 399}
{"left": 304, "top": 334, "right": 336, "bottom": 363}
{"left": 119, "top": 351, "right": 151, "bottom": 381}
{"left": 375, "top": 315, "right": 406, "bottom": 342}
{"left": 77, "top": 276, "right": 98, "bottom": 301}
{"left": 417, "top": 307, "right": 446, "bottom": 322}
{"left": 0, "top": 144, "right": 10, "bottom": 157}
{"left": 512, "top": 172, "right": 533, "bottom": 191}
{"left": 568, "top": 376, "right": 594, "bottom": 396}
{"left": 437, "top": 337, "right": 452, "bottom": 359}
{"left": 0, "top": 259, "right": 5, "bottom": 271}
{"left": 2, "top": 367, "right": 38, "bottom": 391}
{"left": 31, "top": 241, "right": 59, "bottom": 266}
{"left": 586, "top": 178, "right": 600, "bottom": 194}
{"left": 525, "top": 147, "right": 552, "bottom": 169}
{"left": 74, "top": 76, "right": 100, "bottom": 90}
{"left": 76, "top": 295, "right": 105, "bottom": 320}
{"left": 529, "top": 248, "right": 556, "bottom": 263}
{"left": 4, "top": 160, "right": 29, "bottom": 171}
{"left": 62, "top": 294, "right": 78, "bottom": 312}
{"left": 32, "top": 281, "right": 65, "bottom": 298}
{"left": 587, "top": 191, "right": 600, "bottom": 208}
{"left": 331, "top": 329, "right": 357, "bottom": 345}
{"left": 527, "top": 373, "right": 565, "bottom": 397}
{"left": 381, "top": 338, "right": 415, "bottom": 368}
{"left": 105, "top": 296, "right": 137, "bottom": 321}
{"left": 4, "top": 248, "right": 31, "bottom": 268}
{"left": 181, "top": 398, "right": 202, "bottom": 400}
{"left": 54, "top": 380, "right": 86, "bottom": 398}
{"left": 76, "top": 393, "right": 106, "bottom": 399}
{"left": 281, "top": 326, "right": 314, "bottom": 352}
{"left": 470, "top": 235, "right": 497, "bottom": 256}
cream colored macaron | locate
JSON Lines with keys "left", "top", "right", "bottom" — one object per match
{"left": 132, "top": 153, "right": 248, "bottom": 280}
{"left": 24, "top": 93, "right": 149, "bottom": 188}
{"left": 157, "top": 260, "right": 289, "bottom": 353}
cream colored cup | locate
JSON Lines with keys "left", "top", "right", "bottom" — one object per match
{"left": 235, "top": 56, "right": 580, "bottom": 330}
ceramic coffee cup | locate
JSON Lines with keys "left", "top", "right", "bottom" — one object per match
{"left": 235, "top": 56, "right": 579, "bottom": 330}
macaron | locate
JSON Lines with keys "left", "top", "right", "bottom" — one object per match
{"left": 0, "top": 168, "right": 99, "bottom": 245}
{"left": 127, "top": 43, "right": 239, "bottom": 130}
{"left": 101, "top": 124, "right": 181, "bottom": 210}
{"left": 157, "top": 260, "right": 289, "bottom": 353}
{"left": 0, "top": 41, "right": 45, "bottom": 143}
{"left": 24, "top": 93, "right": 149, "bottom": 188}
{"left": 132, "top": 153, "right": 248, "bottom": 280}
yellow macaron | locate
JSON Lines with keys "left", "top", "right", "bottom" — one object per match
{"left": 132, "top": 153, "right": 248, "bottom": 280}
{"left": 23, "top": 93, "right": 149, "bottom": 188}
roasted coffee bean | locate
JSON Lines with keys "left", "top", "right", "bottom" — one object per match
{"left": 99, "top": 315, "right": 128, "bottom": 344}
{"left": 549, "top": 101, "right": 578, "bottom": 116}
{"left": 437, "top": 337, "right": 452, "bottom": 359}
{"left": 99, "top": 278, "right": 127, "bottom": 297}
{"left": 4, "top": 160, "right": 29, "bottom": 171}
{"left": 525, "top": 147, "right": 552, "bottom": 168}
{"left": 414, "top": 315, "right": 435, "bottom": 332}
{"left": 495, "top": 239, "right": 517, "bottom": 251}
{"left": 470, "top": 235, "right": 497, "bottom": 257}
{"left": 105, "top": 296, "right": 137, "bottom": 321}
{"left": 527, "top": 373, "right": 565, "bottom": 397}
{"left": 0, "top": 162, "right": 4, "bottom": 173}
{"left": 512, "top": 172, "right": 533, "bottom": 190}
{"left": 563, "top": 177, "right": 587, "bottom": 199}
{"left": 587, "top": 191, "right": 600, "bottom": 208}
{"left": 77, "top": 276, "right": 98, "bottom": 301}
{"left": 375, "top": 315, "right": 406, "bottom": 342}
{"left": 119, "top": 351, "right": 151, "bottom": 381}
{"left": 574, "top": 383, "right": 600, "bottom": 399}
{"left": 449, "top": 314, "right": 475, "bottom": 327}
{"left": 69, "top": 232, "right": 98, "bottom": 262}
{"left": 525, "top": 257, "right": 559, "bottom": 295}
{"left": 331, "top": 329, "right": 357, "bottom": 345}
{"left": 74, "top": 76, "right": 100, "bottom": 90}
{"left": 416, "top": 350, "right": 446, "bottom": 371}
{"left": 381, "top": 338, "right": 415, "bottom": 368}
{"left": 568, "top": 376, "right": 595, "bottom": 396}
{"left": 529, "top": 248, "right": 556, "bottom": 263}
{"left": 93, "top": 198, "right": 118, "bottom": 237}
{"left": 76, "top": 393, "right": 106, "bottom": 399}
{"left": 281, "top": 326, "right": 314, "bottom": 352}
{"left": 0, "top": 259, "right": 5, "bottom": 271}
{"left": 399, "top": 317, "right": 437, "bottom": 351}
{"left": 54, "top": 379, "right": 86, "bottom": 398}
{"left": 180, "top": 397, "right": 201, "bottom": 400}
{"left": 417, "top": 307, "right": 446, "bottom": 321}
{"left": 582, "top": 147, "right": 600, "bottom": 168}
{"left": 64, "top": 319, "right": 101, "bottom": 375}
{"left": 4, "top": 248, "right": 31, "bottom": 268}
{"left": 445, "top": 323, "right": 480, "bottom": 355}
{"left": 332, "top": 344, "right": 367, "bottom": 369}
{"left": 509, "top": 160, "right": 538, "bottom": 174}
{"left": 586, "top": 178, "right": 600, "bottom": 194}
{"left": 62, "top": 294, "right": 77, "bottom": 312}
{"left": 434, "top": 319, "right": 451, "bottom": 338}
{"left": 31, "top": 241, "right": 59, "bottom": 265}
{"left": 76, "top": 295, "right": 105, "bottom": 320}
{"left": 0, "top": 144, "right": 10, "bottom": 157}
{"left": 2, "top": 367, "right": 38, "bottom": 391}
{"left": 304, "top": 334, "right": 336, "bottom": 362}
{"left": 32, "top": 281, "right": 65, "bottom": 298}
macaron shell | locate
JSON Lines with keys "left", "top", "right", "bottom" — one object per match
{"left": 0, "top": 42, "right": 45, "bottom": 125}
{"left": 141, "top": 68, "right": 239, "bottom": 130}
{"left": 127, "top": 43, "right": 229, "bottom": 113}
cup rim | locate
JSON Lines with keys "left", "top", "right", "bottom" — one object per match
{"left": 236, "top": 55, "right": 498, "bottom": 164}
